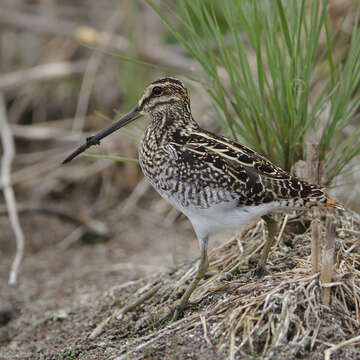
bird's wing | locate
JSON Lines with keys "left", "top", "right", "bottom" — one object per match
{"left": 167, "top": 129, "right": 324, "bottom": 204}
{"left": 188, "top": 130, "right": 290, "bottom": 180}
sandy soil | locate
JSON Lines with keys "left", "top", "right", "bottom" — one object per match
{"left": 0, "top": 186, "right": 202, "bottom": 359}
{"left": 0, "top": 161, "right": 359, "bottom": 360}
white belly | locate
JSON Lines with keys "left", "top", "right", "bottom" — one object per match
{"left": 154, "top": 185, "right": 279, "bottom": 240}
{"left": 183, "top": 202, "right": 278, "bottom": 240}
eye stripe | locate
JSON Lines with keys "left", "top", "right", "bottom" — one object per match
{"left": 151, "top": 77, "right": 184, "bottom": 87}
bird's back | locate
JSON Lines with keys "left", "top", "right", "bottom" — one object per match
{"left": 139, "top": 124, "right": 339, "bottom": 214}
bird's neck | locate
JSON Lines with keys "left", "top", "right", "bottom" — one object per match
{"left": 147, "top": 105, "right": 199, "bottom": 143}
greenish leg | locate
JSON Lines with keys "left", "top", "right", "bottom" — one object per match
{"left": 172, "top": 248, "right": 209, "bottom": 321}
{"left": 254, "top": 215, "right": 278, "bottom": 276}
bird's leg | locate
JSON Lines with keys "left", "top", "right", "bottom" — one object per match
{"left": 172, "top": 247, "right": 209, "bottom": 321}
{"left": 254, "top": 215, "right": 278, "bottom": 276}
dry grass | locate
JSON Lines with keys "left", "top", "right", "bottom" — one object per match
{"left": 0, "top": 2, "right": 359, "bottom": 359}
{"left": 109, "top": 209, "right": 360, "bottom": 359}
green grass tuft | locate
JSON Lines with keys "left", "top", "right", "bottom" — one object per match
{"left": 147, "top": 0, "right": 360, "bottom": 184}
{"left": 84, "top": 154, "right": 139, "bottom": 163}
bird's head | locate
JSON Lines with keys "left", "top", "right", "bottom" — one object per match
{"left": 62, "top": 77, "right": 190, "bottom": 164}
{"left": 137, "top": 77, "right": 190, "bottom": 116}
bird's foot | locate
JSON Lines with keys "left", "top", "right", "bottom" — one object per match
{"left": 217, "top": 263, "right": 268, "bottom": 284}
{"left": 248, "top": 264, "right": 268, "bottom": 278}
{"left": 151, "top": 303, "right": 187, "bottom": 330}
{"left": 171, "top": 304, "right": 185, "bottom": 321}
{"left": 217, "top": 267, "right": 240, "bottom": 282}
{"left": 217, "top": 263, "right": 255, "bottom": 282}
{"left": 151, "top": 297, "right": 203, "bottom": 330}
{"left": 136, "top": 307, "right": 178, "bottom": 335}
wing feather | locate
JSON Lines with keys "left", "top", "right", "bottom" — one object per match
{"left": 167, "top": 129, "right": 324, "bottom": 203}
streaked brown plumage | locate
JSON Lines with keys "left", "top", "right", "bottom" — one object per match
{"left": 63, "top": 77, "right": 340, "bottom": 321}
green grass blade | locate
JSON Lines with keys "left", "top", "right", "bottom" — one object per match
{"left": 85, "top": 154, "right": 139, "bottom": 164}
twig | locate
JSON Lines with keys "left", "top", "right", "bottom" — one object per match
{"left": 324, "top": 335, "right": 360, "bottom": 360}
{"left": 89, "top": 283, "right": 162, "bottom": 340}
{"left": 306, "top": 142, "right": 322, "bottom": 185}
{"left": 0, "top": 203, "right": 109, "bottom": 239}
{"left": 306, "top": 142, "right": 321, "bottom": 274}
{"left": 72, "top": 14, "right": 119, "bottom": 132}
{"left": 10, "top": 123, "right": 87, "bottom": 143}
{"left": 114, "top": 283, "right": 162, "bottom": 320}
{"left": 312, "top": 219, "right": 321, "bottom": 274}
{"left": 0, "top": 93, "right": 25, "bottom": 284}
{"left": 200, "top": 314, "right": 212, "bottom": 347}
{"left": 0, "top": 150, "right": 113, "bottom": 191}
{"left": 115, "top": 313, "right": 200, "bottom": 360}
{"left": 111, "top": 178, "right": 151, "bottom": 221}
{"left": 0, "top": 9, "right": 198, "bottom": 73}
{"left": 0, "top": 8, "right": 79, "bottom": 37}
{"left": 0, "top": 150, "right": 68, "bottom": 190}
{"left": 0, "top": 60, "right": 88, "bottom": 92}
{"left": 275, "top": 214, "right": 289, "bottom": 248}
{"left": 88, "top": 314, "right": 112, "bottom": 340}
{"left": 57, "top": 226, "right": 85, "bottom": 250}
{"left": 321, "top": 215, "right": 336, "bottom": 305}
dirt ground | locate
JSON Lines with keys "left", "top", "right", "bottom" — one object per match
{"left": 1, "top": 1, "right": 360, "bottom": 359}
{"left": 0, "top": 184, "right": 199, "bottom": 359}
{"left": 1, "top": 192, "right": 360, "bottom": 359}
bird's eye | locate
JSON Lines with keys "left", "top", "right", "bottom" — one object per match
{"left": 152, "top": 86, "right": 163, "bottom": 96}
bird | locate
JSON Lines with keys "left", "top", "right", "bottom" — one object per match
{"left": 63, "top": 77, "right": 340, "bottom": 321}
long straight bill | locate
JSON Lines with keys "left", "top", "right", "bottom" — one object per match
{"left": 62, "top": 107, "right": 141, "bottom": 164}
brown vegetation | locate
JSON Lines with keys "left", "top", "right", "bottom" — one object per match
{"left": 0, "top": 1, "right": 359, "bottom": 359}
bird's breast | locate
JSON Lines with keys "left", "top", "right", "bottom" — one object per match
{"left": 138, "top": 138, "right": 238, "bottom": 211}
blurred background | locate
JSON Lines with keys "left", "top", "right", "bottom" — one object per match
{"left": 0, "top": 0, "right": 214, "bottom": 324}
{"left": 0, "top": 0, "right": 359, "bottom": 342}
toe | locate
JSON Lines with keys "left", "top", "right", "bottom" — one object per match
{"left": 252, "top": 265, "right": 267, "bottom": 278}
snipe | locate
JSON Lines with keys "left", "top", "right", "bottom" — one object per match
{"left": 63, "top": 77, "right": 340, "bottom": 321}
